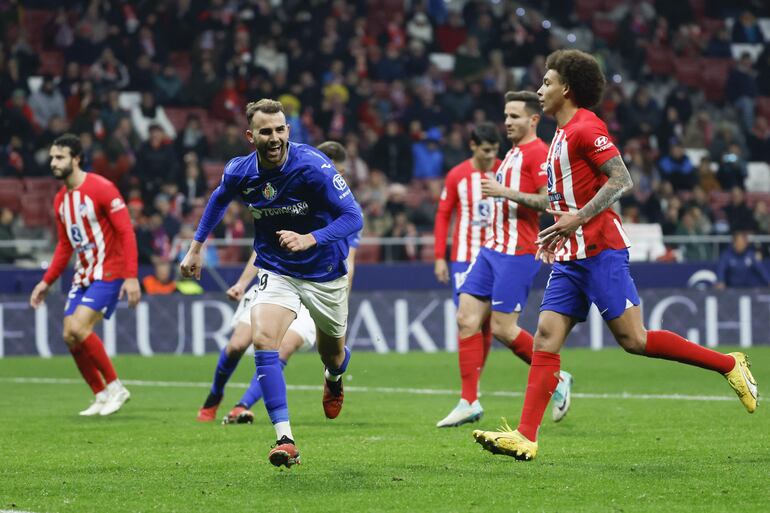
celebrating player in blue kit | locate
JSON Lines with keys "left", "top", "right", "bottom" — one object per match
{"left": 180, "top": 99, "right": 362, "bottom": 468}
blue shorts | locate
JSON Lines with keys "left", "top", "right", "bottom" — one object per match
{"left": 540, "top": 249, "right": 640, "bottom": 322}
{"left": 459, "top": 248, "right": 540, "bottom": 313}
{"left": 64, "top": 279, "right": 124, "bottom": 319}
{"left": 449, "top": 261, "right": 471, "bottom": 305}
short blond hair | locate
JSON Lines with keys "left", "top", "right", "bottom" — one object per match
{"left": 246, "top": 99, "right": 284, "bottom": 126}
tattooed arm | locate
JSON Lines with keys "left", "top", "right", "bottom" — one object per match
{"left": 575, "top": 155, "right": 634, "bottom": 222}
{"left": 481, "top": 178, "right": 549, "bottom": 211}
{"left": 535, "top": 156, "right": 633, "bottom": 263}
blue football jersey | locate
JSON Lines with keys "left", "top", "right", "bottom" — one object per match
{"left": 194, "top": 142, "right": 363, "bottom": 282}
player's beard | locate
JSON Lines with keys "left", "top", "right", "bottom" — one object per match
{"left": 51, "top": 162, "right": 73, "bottom": 180}
{"left": 258, "top": 140, "right": 286, "bottom": 166}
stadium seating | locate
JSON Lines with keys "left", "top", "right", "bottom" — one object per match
{"left": 354, "top": 242, "right": 381, "bottom": 264}
{"left": 20, "top": 193, "right": 54, "bottom": 228}
{"left": 645, "top": 45, "right": 674, "bottom": 76}
{"left": 0, "top": 178, "right": 24, "bottom": 212}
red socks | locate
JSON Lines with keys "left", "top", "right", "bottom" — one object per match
{"left": 518, "top": 351, "right": 560, "bottom": 441}
{"left": 69, "top": 344, "right": 105, "bottom": 394}
{"left": 481, "top": 319, "right": 493, "bottom": 368}
{"left": 81, "top": 333, "right": 118, "bottom": 384}
{"left": 459, "top": 332, "right": 484, "bottom": 403}
{"left": 645, "top": 330, "right": 734, "bottom": 373}
{"left": 509, "top": 328, "right": 534, "bottom": 365}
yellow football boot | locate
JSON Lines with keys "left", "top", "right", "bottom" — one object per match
{"left": 472, "top": 419, "right": 538, "bottom": 461}
{"left": 724, "top": 352, "right": 758, "bottom": 413}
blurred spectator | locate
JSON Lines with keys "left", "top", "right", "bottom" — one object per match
{"left": 370, "top": 120, "right": 413, "bottom": 184}
{"left": 726, "top": 53, "right": 758, "bottom": 131}
{"left": 412, "top": 127, "right": 444, "bottom": 180}
{"left": 382, "top": 211, "right": 419, "bottom": 261}
{"left": 657, "top": 140, "right": 696, "bottom": 192}
{"left": 154, "top": 64, "right": 184, "bottom": 106}
{"left": 179, "top": 153, "right": 208, "bottom": 214}
{"left": 28, "top": 76, "right": 66, "bottom": 129}
{"left": 407, "top": 11, "right": 434, "bottom": 47}
{"left": 100, "top": 89, "right": 128, "bottom": 134}
{"left": 453, "top": 35, "right": 486, "bottom": 79}
{"left": 129, "top": 53, "right": 155, "bottom": 92}
{"left": 716, "top": 144, "right": 748, "bottom": 190}
{"left": 716, "top": 232, "right": 770, "bottom": 288}
{"left": 343, "top": 135, "right": 370, "bottom": 187}
{"left": 90, "top": 48, "right": 130, "bottom": 92}
{"left": 185, "top": 58, "right": 220, "bottom": 107}
{"left": 210, "top": 76, "right": 244, "bottom": 123}
{"left": 142, "top": 259, "right": 177, "bottom": 295}
{"left": 675, "top": 207, "right": 712, "bottom": 262}
{"left": 154, "top": 193, "right": 181, "bottom": 240}
{"left": 175, "top": 114, "right": 209, "bottom": 159}
{"left": 0, "top": 207, "right": 24, "bottom": 263}
{"left": 723, "top": 187, "right": 758, "bottom": 232}
{"left": 130, "top": 91, "right": 176, "bottom": 140}
{"left": 436, "top": 11, "right": 468, "bottom": 53}
{"left": 134, "top": 124, "right": 179, "bottom": 201}
{"left": 442, "top": 127, "right": 467, "bottom": 172}
{"left": 747, "top": 116, "right": 770, "bottom": 162}
{"left": 0, "top": 58, "right": 27, "bottom": 101}
{"left": 682, "top": 110, "right": 713, "bottom": 149}
{"left": 442, "top": 80, "right": 473, "bottom": 124}
{"left": 731, "top": 11, "right": 765, "bottom": 43}
{"left": 656, "top": 107, "right": 685, "bottom": 155}
{"left": 211, "top": 123, "right": 250, "bottom": 161}
{"left": 755, "top": 201, "right": 770, "bottom": 234}
{"left": 703, "top": 27, "right": 732, "bottom": 58}
{"left": 4, "top": 89, "right": 37, "bottom": 139}
{"left": 756, "top": 47, "right": 770, "bottom": 96}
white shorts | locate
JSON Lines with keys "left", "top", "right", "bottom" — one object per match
{"left": 254, "top": 269, "right": 349, "bottom": 338}
{"left": 231, "top": 284, "right": 316, "bottom": 349}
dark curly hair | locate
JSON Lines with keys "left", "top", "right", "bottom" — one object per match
{"left": 545, "top": 49, "right": 606, "bottom": 109}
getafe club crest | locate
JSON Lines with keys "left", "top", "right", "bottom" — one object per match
{"left": 262, "top": 182, "right": 276, "bottom": 200}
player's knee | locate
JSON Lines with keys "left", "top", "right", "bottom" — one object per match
{"left": 62, "top": 325, "right": 88, "bottom": 346}
{"left": 617, "top": 330, "right": 647, "bottom": 355}
{"left": 533, "top": 327, "right": 559, "bottom": 352}
{"left": 490, "top": 318, "right": 517, "bottom": 343}
{"left": 456, "top": 310, "right": 481, "bottom": 336}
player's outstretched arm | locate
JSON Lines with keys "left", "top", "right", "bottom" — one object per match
{"left": 481, "top": 178, "right": 549, "bottom": 211}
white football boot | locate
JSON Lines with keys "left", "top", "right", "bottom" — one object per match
{"left": 551, "top": 370, "right": 573, "bottom": 422}
{"left": 100, "top": 381, "right": 131, "bottom": 416}
{"left": 436, "top": 398, "right": 484, "bottom": 427}
{"left": 79, "top": 390, "right": 109, "bottom": 416}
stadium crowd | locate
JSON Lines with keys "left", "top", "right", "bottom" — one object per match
{"left": 1, "top": 0, "right": 770, "bottom": 265}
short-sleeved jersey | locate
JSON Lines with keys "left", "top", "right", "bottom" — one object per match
{"left": 434, "top": 158, "right": 502, "bottom": 263}
{"left": 43, "top": 173, "right": 138, "bottom": 287}
{"left": 194, "top": 142, "right": 362, "bottom": 282}
{"left": 545, "top": 108, "right": 631, "bottom": 261}
{"left": 485, "top": 138, "right": 548, "bottom": 255}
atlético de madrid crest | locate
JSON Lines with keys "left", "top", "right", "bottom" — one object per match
{"left": 262, "top": 182, "right": 276, "bottom": 200}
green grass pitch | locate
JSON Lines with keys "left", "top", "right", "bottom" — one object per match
{"left": 1, "top": 347, "right": 768, "bottom": 513}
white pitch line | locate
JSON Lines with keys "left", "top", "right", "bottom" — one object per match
{"left": 0, "top": 377, "right": 735, "bottom": 402}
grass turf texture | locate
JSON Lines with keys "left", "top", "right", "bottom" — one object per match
{"left": 1, "top": 347, "right": 768, "bottom": 513}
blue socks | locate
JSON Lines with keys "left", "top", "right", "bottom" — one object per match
{"left": 326, "top": 346, "right": 351, "bottom": 377}
{"left": 210, "top": 347, "right": 241, "bottom": 396}
{"left": 254, "top": 350, "right": 289, "bottom": 424}
{"left": 238, "top": 359, "right": 286, "bottom": 408}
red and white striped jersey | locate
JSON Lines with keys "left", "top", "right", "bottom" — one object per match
{"left": 485, "top": 138, "right": 548, "bottom": 255}
{"left": 545, "top": 108, "right": 631, "bottom": 261}
{"left": 434, "top": 158, "right": 501, "bottom": 263}
{"left": 43, "top": 173, "right": 138, "bottom": 287}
